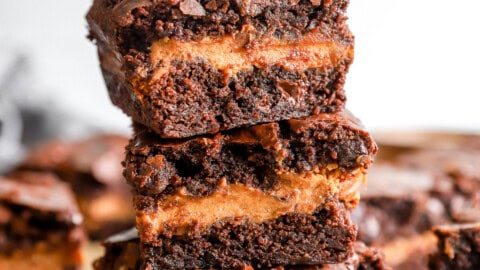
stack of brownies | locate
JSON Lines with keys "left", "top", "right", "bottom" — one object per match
{"left": 87, "top": 0, "right": 379, "bottom": 268}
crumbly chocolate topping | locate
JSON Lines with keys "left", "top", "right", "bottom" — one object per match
{"left": 87, "top": 0, "right": 352, "bottom": 53}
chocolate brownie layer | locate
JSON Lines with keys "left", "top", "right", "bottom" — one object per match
{"left": 125, "top": 111, "right": 376, "bottom": 197}
{"left": 14, "top": 134, "right": 134, "bottom": 239}
{"left": 95, "top": 229, "right": 388, "bottom": 270}
{"left": 0, "top": 172, "right": 85, "bottom": 269}
{"left": 87, "top": 0, "right": 352, "bottom": 52}
{"left": 101, "top": 58, "right": 350, "bottom": 138}
{"left": 428, "top": 223, "right": 480, "bottom": 270}
{"left": 96, "top": 199, "right": 356, "bottom": 269}
{"left": 88, "top": 0, "right": 353, "bottom": 138}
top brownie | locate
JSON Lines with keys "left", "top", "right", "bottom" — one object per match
{"left": 87, "top": 0, "right": 353, "bottom": 138}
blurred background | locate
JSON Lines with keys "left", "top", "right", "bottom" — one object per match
{"left": 1, "top": 0, "right": 480, "bottom": 170}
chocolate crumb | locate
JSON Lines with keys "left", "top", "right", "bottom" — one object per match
{"left": 179, "top": 0, "right": 206, "bottom": 16}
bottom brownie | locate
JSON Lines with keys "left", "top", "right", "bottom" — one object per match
{"left": 95, "top": 232, "right": 389, "bottom": 270}
{"left": 428, "top": 223, "right": 480, "bottom": 270}
{"left": 140, "top": 198, "right": 356, "bottom": 269}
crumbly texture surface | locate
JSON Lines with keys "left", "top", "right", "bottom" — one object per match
{"left": 95, "top": 228, "right": 388, "bottom": 270}
{"left": 87, "top": 0, "right": 352, "bottom": 52}
{"left": 95, "top": 199, "right": 356, "bottom": 269}
{"left": 125, "top": 111, "right": 376, "bottom": 197}
{"left": 428, "top": 223, "right": 480, "bottom": 270}
{"left": 13, "top": 134, "right": 134, "bottom": 239}
{"left": 0, "top": 172, "right": 85, "bottom": 269}
{"left": 87, "top": 0, "right": 353, "bottom": 138}
{"left": 101, "top": 59, "right": 350, "bottom": 138}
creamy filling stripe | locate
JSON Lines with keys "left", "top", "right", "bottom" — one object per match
{"left": 149, "top": 30, "right": 353, "bottom": 81}
{"left": 138, "top": 167, "right": 366, "bottom": 236}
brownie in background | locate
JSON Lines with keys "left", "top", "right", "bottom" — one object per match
{"left": 353, "top": 133, "right": 480, "bottom": 270}
{"left": 0, "top": 172, "right": 85, "bottom": 270}
{"left": 12, "top": 134, "right": 134, "bottom": 240}
{"left": 429, "top": 223, "right": 480, "bottom": 270}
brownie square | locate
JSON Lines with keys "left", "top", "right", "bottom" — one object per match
{"left": 0, "top": 172, "right": 86, "bottom": 270}
{"left": 87, "top": 0, "right": 354, "bottom": 138}
{"left": 120, "top": 111, "right": 376, "bottom": 268}
{"left": 14, "top": 134, "right": 135, "bottom": 239}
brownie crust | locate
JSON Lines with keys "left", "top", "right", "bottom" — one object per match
{"left": 351, "top": 164, "right": 449, "bottom": 246}
{"left": 396, "top": 149, "right": 480, "bottom": 223}
{"left": 124, "top": 111, "right": 376, "bottom": 197}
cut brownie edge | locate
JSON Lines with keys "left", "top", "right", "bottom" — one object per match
{"left": 124, "top": 111, "right": 376, "bottom": 197}
{"left": 103, "top": 57, "right": 351, "bottom": 138}
{"left": 133, "top": 168, "right": 365, "bottom": 237}
{"left": 95, "top": 233, "right": 389, "bottom": 270}
{"left": 90, "top": 0, "right": 354, "bottom": 139}
{"left": 87, "top": 0, "right": 352, "bottom": 52}
{"left": 140, "top": 198, "right": 356, "bottom": 269}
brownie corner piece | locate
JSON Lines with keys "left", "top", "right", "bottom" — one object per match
{"left": 428, "top": 223, "right": 480, "bottom": 270}
{"left": 0, "top": 172, "right": 86, "bottom": 269}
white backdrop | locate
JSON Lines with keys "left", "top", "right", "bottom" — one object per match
{"left": 1, "top": 0, "right": 479, "bottom": 133}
